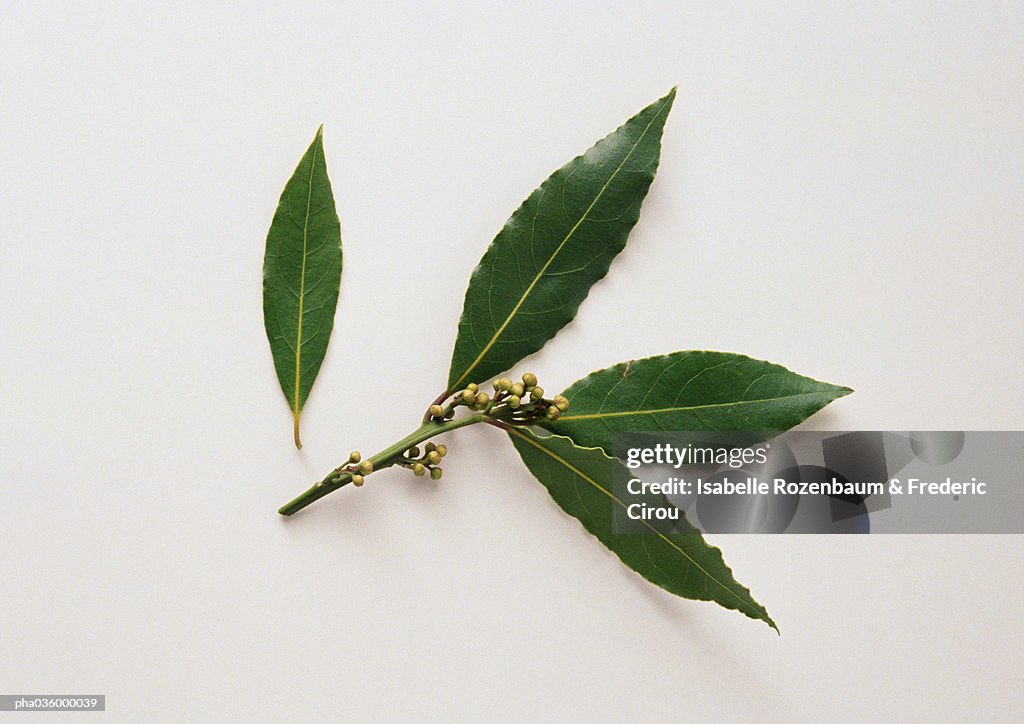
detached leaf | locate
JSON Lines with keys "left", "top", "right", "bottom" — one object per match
{"left": 509, "top": 428, "right": 776, "bottom": 630}
{"left": 546, "top": 351, "right": 852, "bottom": 456}
{"left": 263, "top": 126, "right": 342, "bottom": 449}
{"left": 446, "top": 88, "right": 677, "bottom": 393}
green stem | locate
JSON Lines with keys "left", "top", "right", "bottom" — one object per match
{"left": 278, "top": 413, "right": 487, "bottom": 516}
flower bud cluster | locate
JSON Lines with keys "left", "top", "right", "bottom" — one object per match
{"left": 431, "top": 371, "right": 570, "bottom": 424}
{"left": 401, "top": 441, "right": 447, "bottom": 480}
{"left": 426, "top": 381, "right": 492, "bottom": 421}
{"left": 324, "top": 450, "right": 374, "bottom": 487}
{"left": 410, "top": 372, "right": 570, "bottom": 483}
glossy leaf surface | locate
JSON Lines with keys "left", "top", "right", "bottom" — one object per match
{"left": 546, "top": 351, "right": 851, "bottom": 456}
{"left": 446, "top": 89, "right": 676, "bottom": 392}
{"left": 509, "top": 428, "right": 776, "bottom": 630}
{"left": 263, "top": 127, "right": 342, "bottom": 448}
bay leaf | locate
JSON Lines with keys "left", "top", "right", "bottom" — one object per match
{"left": 509, "top": 427, "right": 777, "bottom": 630}
{"left": 446, "top": 89, "right": 676, "bottom": 393}
{"left": 262, "top": 126, "right": 342, "bottom": 449}
{"left": 546, "top": 351, "right": 851, "bottom": 456}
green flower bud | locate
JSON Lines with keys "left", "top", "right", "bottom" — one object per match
{"left": 461, "top": 389, "right": 476, "bottom": 404}
{"left": 359, "top": 460, "right": 374, "bottom": 474}
{"left": 413, "top": 463, "right": 426, "bottom": 476}
{"left": 348, "top": 450, "right": 361, "bottom": 463}
{"left": 427, "top": 450, "right": 442, "bottom": 465}
{"left": 352, "top": 474, "right": 364, "bottom": 486}
{"left": 430, "top": 467, "right": 443, "bottom": 480}
{"left": 425, "top": 442, "right": 437, "bottom": 453}
{"left": 522, "top": 372, "right": 538, "bottom": 388}
{"left": 436, "top": 444, "right": 448, "bottom": 457}
{"left": 467, "top": 383, "right": 478, "bottom": 392}
{"left": 546, "top": 406, "right": 562, "bottom": 421}
{"left": 511, "top": 383, "right": 525, "bottom": 397}
{"left": 507, "top": 394, "right": 521, "bottom": 409}
{"left": 498, "top": 378, "right": 513, "bottom": 392}
{"left": 407, "top": 446, "right": 420, "bottom": 458}
{"left": 530, "top": 386, "right": 544, "bottom": 401}
{"left": 429, "top": 404, "right": 445, "bottom": 418}
{"left": 475, "top": 392, "right": 490, "bottom": 408}
{"left": 444, "top": 408, "right": 455, "bottom": 419}
{"left": 493, "top": 379, "right": 502, "bottom": 391}
{"left": 553, "top": 395, "right": 570, "bottom": 411}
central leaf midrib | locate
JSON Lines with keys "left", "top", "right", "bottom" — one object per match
{"left": 450, "top": 96, "right": 671, "bottom": 391}
{"left": 510, "top": 428, "right": 769, "bottom": 623}
{"left": 293, "top": 138, "right": 319, "bottom": 415}
{"left": 560, "top": 391, "right": 834, "bottom": 421}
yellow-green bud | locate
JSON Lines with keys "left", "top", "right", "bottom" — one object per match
{"left": 427, "top": 450, "right": 442, "bottom": 465}
{"left": 436, "top": 444, "right": 448, "bottom": 457}
{"left": 348, "top": 450, "right": 361, "bottom": 463}
{"left": 413, "top": 463, "right": 426, "bottom": 476}
{"left": 511, "top": 383, "right": 525, "bottom": 397}
{"left": 522, "top": 372, "right": 538, "bottom": 388}
{"left": 475, "top": 392, "right": 490, "bottom": 408}
{"left": 461, "top": 389, "right": 476, "bottom": 404}
{"left": 444, "top": 408, "right": 455, "bottom": 419}
{"left": 352, "top": 474, "right": 364, "bottom": 486}
{"left": 507, "top": 394, "right": 521, "bottom": 409}
{"left": 359, "top": 460, "right": 374, "bottom": 474}
{"left": 429, "top": 404, "right": 445, "bottom": 418}
{"left": 407, "top": 446, "right": 420, "bottom": 458}
{"left": 467, "top": 383, "right": 478, "bottom": 392}
{"left": 530, "top": 386, "right": 544, "bottom": 401}
{"left": 425, "top": 442, "right": 437, "bottom": 453}
{"left": 493, "top": 379, "right": 502, "bottom": 391}
{"left": 430, "top": 467, "right": 443, "bottom": 480}
{"left": 546, "top": 406, "right": 562, "bottom": 421}
{"left": 498, "top": 378, "right": 513, "bottom": 392}
{"left": 553, "top": 394, "right": 570, "bottom": 411}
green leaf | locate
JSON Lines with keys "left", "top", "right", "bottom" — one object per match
{"left": 262, "top": 126, "right": 342, "bottom": 449}
{"left": 545, "top": 351, "right": 852, "bottom": 455}
{"left": 445, "top": 88, "right": 677, "bottom": 393}
{"left": 508, "top": 428, "right": 777, "bottom": 630}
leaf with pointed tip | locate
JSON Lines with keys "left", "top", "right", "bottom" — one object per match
{"left": 545, "top": 351, "right": 852, "bottom": 456}
{"left": 445, "top": 88, "right": 676, "bottom": 394}
{"left": 508, "top": 428, "right": 777, "bottom": 630}
{"left": 263, "top": 127, "right": 342, "bottom": 449}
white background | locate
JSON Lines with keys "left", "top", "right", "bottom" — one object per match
{"left": 2, "top": 2, "right": 1022, "bottom": 721}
